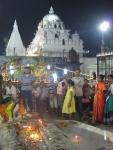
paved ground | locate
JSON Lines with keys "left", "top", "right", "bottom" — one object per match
{"left": 54, "top": 120, "right": 113, "bottom": 150}
{"left": 0, "top": 109, "right": 113, "bottom": 150}
{"left": 40, "top": 110, "right": 113, "bottom": 133}
{"left": 40, "top": 110, "right": 113, "bottom": 150}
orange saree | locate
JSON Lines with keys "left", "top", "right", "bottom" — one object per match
{"left": 93, "top": 81, "right": 106, "bottom": 122}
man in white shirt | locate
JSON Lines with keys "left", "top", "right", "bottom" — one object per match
{"left": 6, "top": 80, "right": 17, "bottom": 101}
{"left": 72, "top": 69, "right": 84, "bottom": 119}
{"left": 57, "top": 80, "right": 66, "bottom": 115}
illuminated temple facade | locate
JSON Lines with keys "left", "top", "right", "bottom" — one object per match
{"left": 6, "top": 7, "right": 84, "bottom": 63}
{"left": 27, "top": 7, "right": 84, "bottom": 63}
{"left": 5, "top": 7, "right": 97, "bottom": 75}
{"left": 6, "top": 20, "right": 26, "bottom": 56}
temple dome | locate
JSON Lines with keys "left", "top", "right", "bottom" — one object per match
{"left": 43, "top": 7, "right": 60, "bottom": 22}
{"left": 43, "top": 13, "right": 60, "bottom": 22}
{"left": 42, "top": 6, "right": 65, "bottom": 29}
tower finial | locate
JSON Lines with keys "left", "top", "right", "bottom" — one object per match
{"left": 49, "top": 6, "right": 54, "bottom": 14}
{"left": 14, "top": 20, "right": 18, "bottom": 28}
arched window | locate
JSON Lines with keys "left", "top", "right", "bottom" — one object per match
{"left": 55, "top": 34, "right": 58, "bottom": 38}
{"left": 59, "top": 25, "right": 61, "bottom": 29}
{"left": 54, "top": 24, "right": 57, "bottom": 28}
{"left": 69, "top": 35, "right": 71, "bottom": 39}
{"left": 62, "top": 39, "right": 65, "bottom": 45}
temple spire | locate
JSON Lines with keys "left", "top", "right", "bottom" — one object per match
{"left": 6, "top": 20, "right": 26, "bottom": 56}
{"left": 14, "top": 20, "right": 18, "bottom": 28}
{"left": 49, "top": 6, "right": 54, "bottom": 14}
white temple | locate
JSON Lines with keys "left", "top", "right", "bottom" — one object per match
{"left": 4, "top": 7, "right": 97, "bottom": 75}
{"left": 6, "top": 20, "right": 26, "bottom": 56}
{"left": 27, "top": 7, "right": 84, "bottom": 62}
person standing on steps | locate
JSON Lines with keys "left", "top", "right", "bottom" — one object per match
{"left": 93, "top": 74, "right": 106, "bottom": 123}
{"left": 48, "top": 77, "right": 58, "bottom": 116}
{"left": 72, "top": 68, "right": 84, "bottom": 120}
{"left": 19, "top": 67, "right": 35, "bottom": 113}
{"left": 57, "top": 80, "right": 67, "bottom": 115}
{"left": 62, "top": 79, "right": 76, "bottom": 119}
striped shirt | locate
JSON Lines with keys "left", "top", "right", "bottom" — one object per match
{"left": 19, "top": 74, "right": 35, "bottom": 91}
{"left": 48, "top": 83, "right": 57, "bottom": 95}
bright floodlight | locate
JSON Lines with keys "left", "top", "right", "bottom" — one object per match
{"left": 64, "top": 68, "right": 68, "bottom": 75}
{"left": 52, "top": 73, "right": 57, "bottom": 82}
{"left": 99, "top": 21, "right": 110, "bottom": 32}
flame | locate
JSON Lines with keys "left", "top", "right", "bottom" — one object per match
{"left": 28, "top": 126, "right": 32, "bottom": 130}
{"left": 69, "top": 135, "right": 80, "bottom": 144}
{"left": 23, "top": 125, "right": 32, "bottom": 131}
{"left": 74, "top": 135, "right": 80, "bottom": 144}
{"left": 30, "top": 133, "right": 40, "bottom": 140}
{"left": 75, "top": 136, "right": 78, "bottom": 139}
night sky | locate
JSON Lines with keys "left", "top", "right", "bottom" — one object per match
{"left": 0, "top": 0, "right": 113, "bottom": 55}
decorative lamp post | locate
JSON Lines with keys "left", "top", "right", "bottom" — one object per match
{"left": 99, "top": 21, "right": 110, "bottom": 52}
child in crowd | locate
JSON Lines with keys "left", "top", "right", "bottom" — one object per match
{"left": 5, "top": 80, "right": 17, "bottom": 101}
{"left": 62, "top": 79, "right": 76, "bottom": 119}
{"left": 13, "top": 95, "right": 26, "bottom": 120}
{"left": 57, "top": 81, "right": 67, "bottom": 115}
{"left": 32, "top": 83, "right": 40, "bottom": 112}
{"left": 48, "top": 78, "right": 58, "bottom": 115}
{"left": 82, "top": 79, "right": 91, "bottom": 119}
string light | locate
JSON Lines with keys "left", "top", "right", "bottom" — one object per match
{"left": 47, "top": 65, "right": 51, "bottom": 70}
{"left": 64, "top": 68, "right": 68, "bottom": 75}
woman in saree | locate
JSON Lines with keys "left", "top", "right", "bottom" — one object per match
{"left": 104, "top": 74, "right": 113, "bottom": 125}
{"left": 92, "top": 75, "right": 106, "bottom": 123}
{"left": 0, "top": 89, "right": 14, "bottom": 122}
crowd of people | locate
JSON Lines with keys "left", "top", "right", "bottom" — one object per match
{"left": 0, "top": 66, "right": 113, "bottom": 127}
